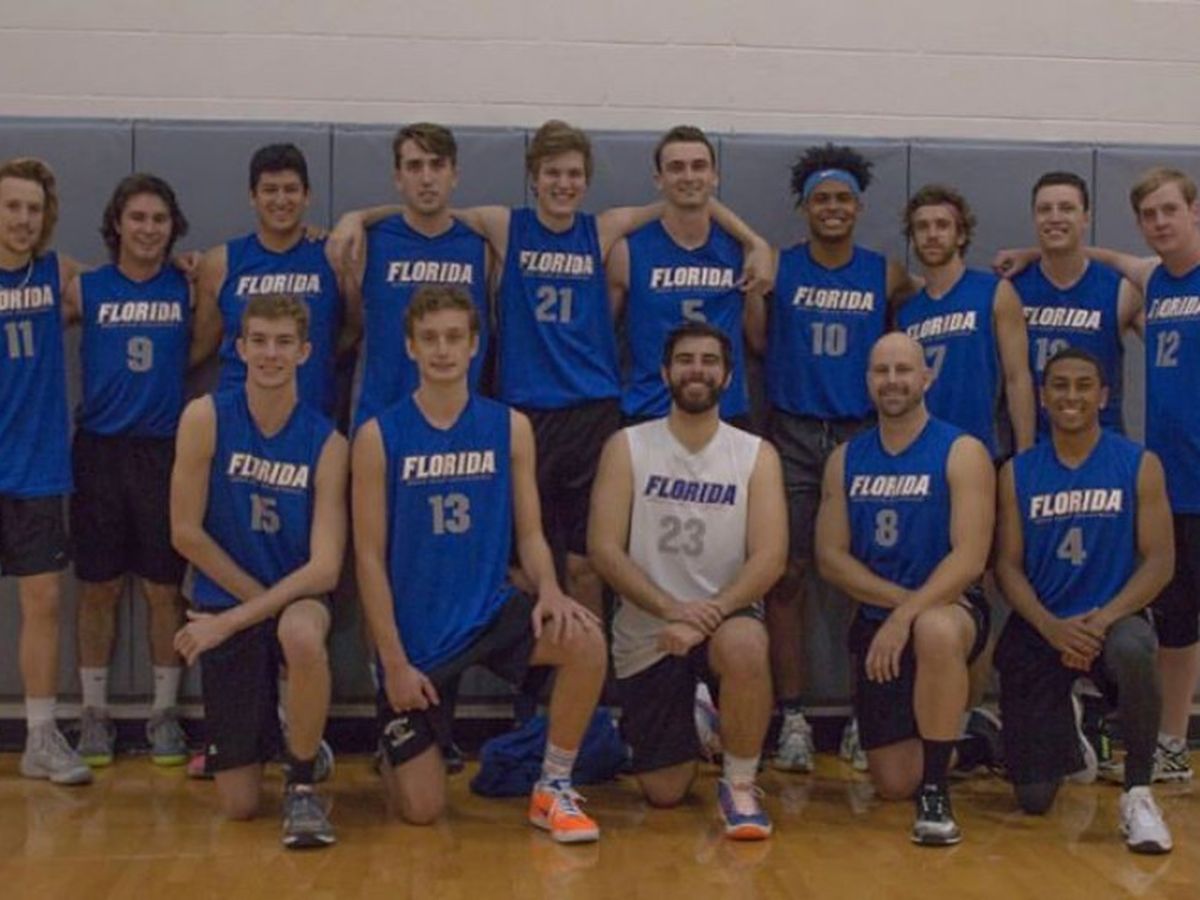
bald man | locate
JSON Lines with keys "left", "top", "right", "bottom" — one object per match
{"left": 815, "top": 333, "right": 994, "bottom": 847}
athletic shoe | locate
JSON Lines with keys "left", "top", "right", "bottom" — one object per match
{"left": 281, "top": 785, "right": 336, "bottom": 849}
{"left": 444, "top": 740, "right": 466, "bottom": 775}
{"left": 1066, "top": 692, "right": 1099, "bottom": 785}
{"left": 839, "top": 717, "right": 869, "bottom": 772}
{"left": 146, "top": 708, "right": 188, "bottom": 766}
{"left": 694, "top": 683, "right": 722, "bottom": 762}
{"left": 1076, "top": 682, "right": 1114, "bottom": 772}
{"left": 21, "top": 723, "right": 93, "bottom": 785}
{"left": 1151, "top": 738, "right": 1193, "bottom": 783}
{"left": 76, "top": 707, "right": 116, "bottom": 768}
{"left": 911, "top": 785, "right": 961, "bottom": 846}
{"left": 528, "top": 778, "right": 600, "bottom": 843}
{"left": 959, "top": 706, "right": 1004, "bottom": 775}
{"left": 773, "top": 710, "right": 814, "bottom": 773}
{"left": 186, "top": 750, "right": 213, "bottom": 780}
{"left": 1119, "top": 787, "right": 1172, "bottom": 854}
{"left": 314, "top": 739, "right": 335, "bottom": 783}
{"left": 716, "top": 778, "right": 772, "bottom": 840}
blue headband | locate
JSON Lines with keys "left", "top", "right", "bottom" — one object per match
{"left": 801, "top": 168, "right": 862, "bottom": 201}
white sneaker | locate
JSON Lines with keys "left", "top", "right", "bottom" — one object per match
{"left": 839, "top": 717, "right": 868, "bottom": 772}
{"left": 21, "top": 723, "right": 93, "bottom": 785}
{"left": 1119, "top": 787, "right": 1172, "bottom": 854}
{"left": 694, "top": 683, "right": 722, "bottom": 761}
{"left": 1065, "top": 690, "right": 1098, "bottom": 785}
{"left": 773, "top": 710, "right": 815, "bottom": 773}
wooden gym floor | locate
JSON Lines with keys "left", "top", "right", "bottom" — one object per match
{"left": 0, "top": 752, "right": 1195, "bottom": 900}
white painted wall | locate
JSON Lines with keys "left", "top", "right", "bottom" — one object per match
{"left": 2, "top": 1, "right": 1200, "bottom": 141}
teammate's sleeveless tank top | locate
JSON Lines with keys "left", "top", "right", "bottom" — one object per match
{"left": 623, "top": 221, "right": 747, "bottom": 419}
{"left": 378, "top": 394, "right": 514, "bottom": 670}
{"left": 843, "top": 417, "right": 963, "bottom": 620}
{"left": 78, "top": 263, "right": 190, "bottom": 437}
{"left": 767, "top": 243, "right": 887, "bottom": 419}
{"left": 192, "top": 389, "right": 333, "bottom": 610}
{"left": 896, "top": 269, "right": 1002, "bottom": 456}
{"left": 1013, "top": 432, "right": 1141, "bottom": 618}
{"left": 217, "top": 233, "right": 342, "bottom": 416}
{"left": 613, "top": 418, "right": 760, "bottom": 678}
{"left": 356, "top": 216, "right": 488, "bottom": 429}
{"left": 0, "top": 252, "right": 70, "bottom": 496}
{"left": 497, "top": 208, "right": 619, "bottom": 409}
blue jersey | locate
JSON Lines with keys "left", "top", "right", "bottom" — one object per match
{"left": 844, "top": 417, "right": 963, "bottom": 620}
{"left": 767, "top": 243, "right": 888, "bottom": 419}
{"left": 1013, "top": 432, "right": 1141, "bottom": 619}
{"left": 1012, "top": 261, "right": 1125, "bottom": 437}
{"left": 497, "top": 208, "right": 619, "bottom": 409}
{"left": 356, "top": 216, "right": 489, "bottom": 429}
{"left": 0, "top": 252, "right": 71, "bottom": 497}
{"left": 378, "top": 395, "right": 515, "bottom": 671}
{"left": 78, "top": 264, "right": 190, "bottom": 438}
{"left": 217, "top": 234, "right": 343, "bottom": 416}
{"left": 896, "top": 269, "right": 1002, "bottom": 457}
{"left": 623, "top": 221, "right": 747, "bottom": 419}
{"left": 192, "top": 389, "right": 334, "bottom": 610}
{"left": 1144, "top": 261, "right": 1200, "bottom": 513}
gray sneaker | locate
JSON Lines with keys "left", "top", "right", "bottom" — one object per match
{"left": 146, "top": 709, "right": 188, "bottom": 766}
{"left": 839, "top": 717, "right": 869, "bottom": 772}
{"left": 23, "top": 723, "right": 94, "bottom": 785}
{"left": 282, "top": 785, "right": 336, "bottom": 849}
{"left": 314, "top": 739, "right": 335, "bottom": 783}
{"left": 76, "top": 707, "right": 116, "bottom": 768}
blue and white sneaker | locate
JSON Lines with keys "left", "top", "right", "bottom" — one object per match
{"left": 716, "top": 778, "right": 772, "bottom": 840}
{"left": 694, "top": 683, "right": 722, "bottom": 762}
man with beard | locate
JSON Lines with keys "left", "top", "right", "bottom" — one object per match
{"left": 589, "top": 322, "right": 787, "bottom": 840}
{"left": 747, "top": 143, "right": 918, "bottom": 772}
{"left": 815, "top": 333, "right": 994, "bottom": 846}
{"left": 896, "top": 185, "right": 1035, "bottom": 459}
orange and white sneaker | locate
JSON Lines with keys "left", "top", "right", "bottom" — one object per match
{"left": 529, "top": 779, "right": 600, "bottom": 844}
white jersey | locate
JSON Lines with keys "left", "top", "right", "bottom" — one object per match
{"left": 612, "top": 418, "right": 761, "bottom": 678}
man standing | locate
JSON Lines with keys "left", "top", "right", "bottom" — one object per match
{"left": 816, "top": 333, "right": 994, "bottom": 846}
{"left": 748, "top": 143, "right": 917, "bottom": 771}
{"left": 65, "top": 173, "right": 193, "bottom": 767}
{"left": 0, "top": 157, "right": 90, "bottom": 785}
{"left": 353, "top": 285, "right": 607, "bottom": 843}
{"left": 607, "top": 125, "right": 769, "bottom": 425}
{"left": 896, "top": 184, "right": 1035, "bottom": 458}
{"left": 172, "top": 294, "right": 346, "bottom": 849}
{"left": 1010, "top": 172, "right": 1141, "bottom": 437}
{"left": 994, "top": 347, "right": 1173, "bottom": 853}
{"left": 589, "top": 322, "right": 786, "bottom": 840}
{"left": 192, "top": 143, "right": 354, "bottom": 419}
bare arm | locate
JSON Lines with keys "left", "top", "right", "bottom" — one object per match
{"left": 188, "top": 245, "right": 226, "bottom": 368}
{"left": 596, "top": 202, "right": 665, "bottom": 259}
{"left": 993, "top": 460, "right": 1050, "bottom": 627}
{"left": 708, "top": 441, "right": 787, "bottom": 615}
{"left": 606, "top": 237, "right": 631, "bottom": 322}
{"left": 814, "top": 444, "right": 910, "bottom": 609}
{"left": 325, "top": 204, "right": 404, "bottom": 272}
{"left": 511, "top": 410, "right": 563, "bottom": 596}
{"left": 994, "top": 279, "right": 1036, "bottom": 452}
{"left": 1117, "top": 277, "right": 1145, "bottom": 340}
{"left": 1090, "top": 452, "right": 1174, "bottom": 628}
{"left": 587, "top": 431, "right": 680, "bottom": 620}
{"left": 61, "top": 273, "right": 82, "bottom": 326}
{"left": 335, "top": 264, "right": 363, "bottom": 357}
{"left": 1086, "top": 247, "right": 1158, "bottom": 294}
{"left": 886, "top": 259, "right": 921, "bottom": 305}
{"left": 169, "top": 397, "right": 266, "bottom": 603}
{"left": 742, "top": 249, "right": 775, "bottom": 356}
{"left": 709, "top": 199, "right": 774, "bottom": 295}
{"left": 451, "top": 205, "right": 511, "bottom": 262}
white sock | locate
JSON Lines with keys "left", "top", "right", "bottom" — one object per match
{"left": 80, "top": 667, "right": 108, "bottom": 711}
{"left": 723, "top": 752, "right": 759, "bottom": 786}
{"left": 152, "top": 666, "right": 182, "bottom": 712}
{"left": 1158, "top": 732, "right": 1186, "bottom": 751}
{"left": 541, "top": 742, "right": 578, "bottom": 784}
{"left": 25, "top": 696, "right": 55, "bottom": 729}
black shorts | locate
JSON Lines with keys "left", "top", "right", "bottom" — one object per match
{"left": 200, "top": 619, "right": 284, "bottom": 773}
{"left": 616, "top": 607, "right": 764, "bottom": 773}
{"left": 848, "top": 587, "right": 989, "bottom": 752}
{"left": 994, "top": 614, "right": 1144, "bottom": 785}
{"left": 0, "top": 494, "right": 69, "bottom": 577}
{"left": 1150, "top": 513, "right": 1200, "bottom": 648}
{"left": 769, "top": 410, "right": 871, "bottom": 560}
{"left": 377, "top": 592, "right": 548, "bottom": 767}
{"left": 70, "top": 430, "right": 184, "bottom": 585}
{"left": 524, "top": 399, "right": 620, "bottom": 558}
